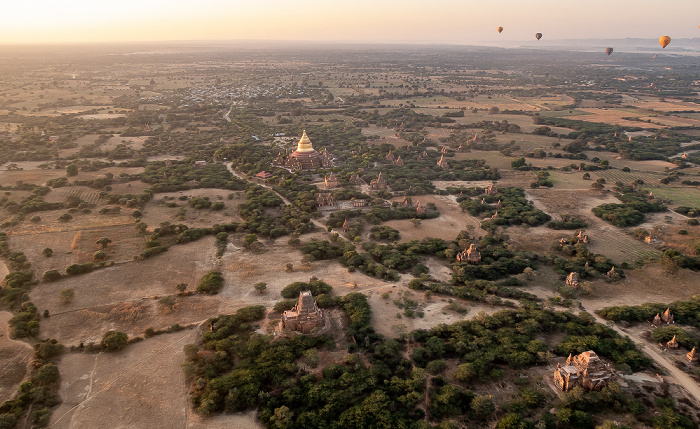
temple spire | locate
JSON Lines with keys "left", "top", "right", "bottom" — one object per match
{"left": 296, "top": 130, "right": 314, "bottom": 152}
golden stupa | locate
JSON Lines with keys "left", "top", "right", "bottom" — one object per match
{"left": 286, "top": 130, "right": 324, "bottom": 169}
{"left": 295, "top": 130, "right": 315, "bottom": 153}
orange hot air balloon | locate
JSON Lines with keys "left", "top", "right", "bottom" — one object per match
{"left": 535, "top": 33, "right": 542, "bottom": 41}
{"left": 605, "top": 48, "right": 613, "bottom": 56}
{"left": 497, "top": 27, "right": 503, "bottom": 33}
{"left": 659, "top": 36, "right": 671, "bottom": 48}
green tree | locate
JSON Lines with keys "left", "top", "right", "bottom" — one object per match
{"left": 254, "top": 282, "right": 267, "bottom": 294}
{"left": 470, "top": 395, "right": 496, "bottom": 420}
{"left": 42, "top": 247, "right": 53, "bottom": 257}
{"left": 66, "top": 164, "right": 79, "bottom": 176}
{"left": 197, "top": 271, "right": 224, "bottom": 295}
{"left": 101, "top": 330, "right": 128, "bottom": 351}
{"left": 96, "top": 237, "right": 113, "bottom": 248}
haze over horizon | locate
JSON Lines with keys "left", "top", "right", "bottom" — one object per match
{"left": 1, "top": 0, "right": 699, "bottom": 45}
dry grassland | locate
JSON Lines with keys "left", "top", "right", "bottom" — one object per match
{"left": 140, "top": 188, "right": 245, "bottom": 229}
{"left": 8, "top": 209, "right": 135, "bottom": 236}
{"left": 384, "top": 194, "right": 483, "bottom": 243}
{"left": 29, "top": 238, "right": 219, "bottom": 341}
{"left": 0, "top": 167, "right": 67, "bottom": 186}
{"left": 562, "top": 108, "right": 648, "bottom": 127}
{"left": 48, "top": 329, "right": 247, "bottom": 429}
{"left": 10, "top": 223, "right": 145, "bottom": 276}
{"left": 366, "top": 288, "right": 510, "bottom": 338}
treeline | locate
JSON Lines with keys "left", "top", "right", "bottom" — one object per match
{"left": 598, "top": 296, "right": 700, "bottom": 329}
{"left": 592, "top": 192, "right": 666, "bottom": 227}
{"left": 185, "top": 301, "right": 660, "bottom": 428}
{"left": 458, "top": 186, "right": 551, "bottom": 229}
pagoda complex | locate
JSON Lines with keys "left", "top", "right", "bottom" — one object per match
{"left": 276, "top": 130, "right": 333, "bottom": 171}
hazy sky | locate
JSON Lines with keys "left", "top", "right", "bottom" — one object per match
{"left": 1, "top": 0, "right": 698, "bottom": 44}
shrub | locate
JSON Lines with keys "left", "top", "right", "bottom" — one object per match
{"left": 101, "top": 330, "right": 128, "bottom": 351}
{"left": 65, "top": 262, "right": 94, "bottom": 275}
{"left": 196, "top": 271, "right": 224, "bottom": 295}
{"left": 43, "top": 270, "right": 62, "bottom": 282}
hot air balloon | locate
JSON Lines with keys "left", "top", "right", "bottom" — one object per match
{"left": 605, "top": 48, "right": 613, "bottom": 56}
{"left": 535, "top": 33, "right": 542, "bottom": 41}
{"left": 659, "top": 36, "right": 671, "bottom": 48}
{"left": 497, "top": 27, "right": 503, "bottom": 33}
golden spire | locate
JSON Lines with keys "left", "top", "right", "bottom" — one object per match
{"left": 296, "top": 130, "right": 314, "bottom": 153}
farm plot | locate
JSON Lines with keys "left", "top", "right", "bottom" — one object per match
{"left": 593, "top": 169, "right": 666, "bottom": 185}
{"left": 452, "top": 113, "right": 537, "bottom": 131}
{"left": 561, "top": 108, "right": 649, "bottom": 127}
{"left": 493, "top": 133, "right": 562, "bottom": 153}
{"left": 366, "top": 287, "right": 511, "bottom": 339}
{"left": 45, "top": 186, "right": 104, "bottom": 205}
{"left": 361, "top": 125, "right": 397, "bottom": 138}
{"left": 451, "top": 150, "right": 513, "bottom": 170}
{"left": 102, "top": 135, "right": 148, "bottom": 152}
{"left": 218, "top": 234, "right": 393, "bottom": 307}
{"left": 10, "top": 222, "right": 146, "bottom": 275}
{"left": 640, "top": 115, "right": 700, "bottom": 128}
{"left": 545, "top": 171, "right": 591, "bottom": 190}
{"left": 630, "top": 99, "right": 700, "bottom": 113}
{"left": 8, "top": 208, "right": 135, "bottom": 235}
{"left": 583, "top": 263, "right": 700, "bottom": 313}
{"left": 639, "top": 187, "right": 700, "bottom": 208}
{"left": 586, "top": 225, "right": 661, "bottom": 264}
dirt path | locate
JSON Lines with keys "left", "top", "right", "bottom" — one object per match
{"left": 225, "top": 162, "right": 327, "bottom": 232}
{"left": 590, "top": 313, "right": 700, "bottom": 404}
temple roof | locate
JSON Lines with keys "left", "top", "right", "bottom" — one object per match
{"left": 295, "top": 130, "right": 315, "bottom": 153}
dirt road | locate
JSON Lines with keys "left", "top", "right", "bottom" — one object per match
{"left": 591, "top": 313, "right": 700, "bottom": 404}
{"left": 225, "top": 163, "right": 328, "bottom": 232}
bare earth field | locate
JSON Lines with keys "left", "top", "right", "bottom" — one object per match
{"left": 0, "top": 311, "right": 33, "bottom": 404}
{"left": 49, "top": 329, "right": 261, "bottom": 429}
{"left": 385, "top": 194, "right": 483, "bottom": 243}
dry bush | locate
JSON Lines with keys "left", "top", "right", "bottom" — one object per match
{"left": 71, "top": 231, "right": 83, "bottom": 250}
{"left": 108, "top": 302, "right": 144, "bottom": 324}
